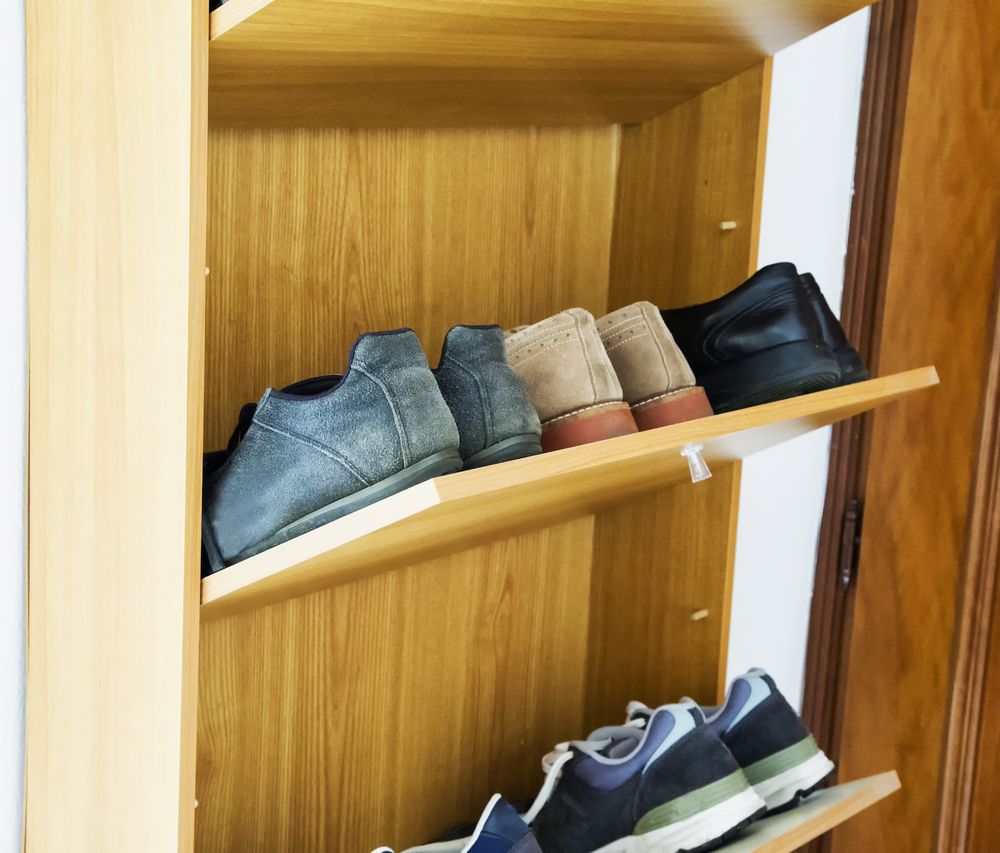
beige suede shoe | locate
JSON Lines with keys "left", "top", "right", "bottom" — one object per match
{"left": 596, "top": 301, "right": 713, "bottom": 430}
{"left": 506, "top": 308, "right": 638, "bottom": 451}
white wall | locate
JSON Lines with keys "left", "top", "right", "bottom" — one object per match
{"left": 726, "top": 10, "right": 869, "bottom": 708}
{"left": 0, "top": 2, "right": 26, "bottom": 851}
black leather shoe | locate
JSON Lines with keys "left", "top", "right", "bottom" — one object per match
{"left": 661, "top": 263, "right": 841, "bottom": 413}
{"left": 799, "top": 272, "right": 869, "bottom": 384}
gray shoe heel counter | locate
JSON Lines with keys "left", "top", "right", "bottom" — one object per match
{"left": 352, "top": 330, "right": 460, "bottom": 465}
{"left": 437, "top": 326, "right": 541, "bottom": 457}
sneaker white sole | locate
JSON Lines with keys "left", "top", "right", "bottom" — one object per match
{"left": 752, "top": 750, "right": 835, "bottom": 812}
{"left": 590, "top": 787, "right": 765, "bottom": 853}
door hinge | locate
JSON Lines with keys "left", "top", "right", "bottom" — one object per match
{"left": 838, "top": 499, "right": 864, "bottom": 588}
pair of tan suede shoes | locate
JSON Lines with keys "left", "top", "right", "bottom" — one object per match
{"left": 506, "top": 302, "right": 713, "bottom": 452}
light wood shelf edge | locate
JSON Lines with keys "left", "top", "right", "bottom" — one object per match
{"left": 725, "top": 771, "right": 901, "bottom": 852}
{"left": 210, "top": 0, "right": 270, "bottom": 40}
{"left": 200, "top": 367, "right": 937, "bottom": 618}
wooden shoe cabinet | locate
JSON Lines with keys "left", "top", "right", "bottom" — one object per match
{"left": 26, "top": 1, "right": 933, "bottom": 850}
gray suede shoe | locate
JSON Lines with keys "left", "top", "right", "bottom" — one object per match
{"left": 434, "top": 325, "right": 542, "bottom": 468}
{"left": 202, "top": 329, "right": 462, "bottom": 572}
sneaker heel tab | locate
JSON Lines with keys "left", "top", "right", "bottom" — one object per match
{"left": 479, "top": 794, "right": 532, "bottom": 844}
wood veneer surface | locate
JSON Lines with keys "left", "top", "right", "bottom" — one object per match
{"left": 197, "top": 520, "right": 594, "bottom": 852}
{"left": 727, "top": 772, "right": 900, "bottom": 852}
{"left": 208, "top": 0, "right": 871, "bottom": 126}
{"left": 25, "top": 0, "right": 207, "bottom": 849}
{"left": 205, "top": 125, "right": 618, "bottom": 449}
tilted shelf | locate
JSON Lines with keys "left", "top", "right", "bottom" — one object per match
{"left": 201, "top": 366, "right": 937, "bottom": 618}
{"left": 723, "top": 771, "right": 900, "bottom": 852}
{"left": 208, "top": 0, "right": 874, "bottom": 127}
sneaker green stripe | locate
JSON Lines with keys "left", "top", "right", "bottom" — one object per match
{"left": 634, "top": 770, "right": 750, "bottom": 834}
{"left": 743, "top": 736, "right": 821, "bottom": 786}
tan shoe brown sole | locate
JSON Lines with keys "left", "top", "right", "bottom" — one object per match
{"left": 632, "top": 386, "right": 713, "bottom": 431}
{"left": 541, "top": 402, "right": 638, "bottom": 452}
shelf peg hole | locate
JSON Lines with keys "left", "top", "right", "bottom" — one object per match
{"left": 681, "top": 444, "right": 712, "bottom": 483}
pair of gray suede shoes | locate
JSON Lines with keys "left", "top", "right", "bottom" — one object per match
{"left": 202, "top": 326, "right": 541, "bottom": 573}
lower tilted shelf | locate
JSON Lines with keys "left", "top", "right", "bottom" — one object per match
{"left": 200, "top": 366, "right": 937, "bottom": 618}
{"left": 723, "top": 771, "right": 901, "bottom": 852}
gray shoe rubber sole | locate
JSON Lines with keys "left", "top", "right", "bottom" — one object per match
{"left": 463, "top": 434, "right": 542, "bottom": 469}
{"left": 203, "top": 448, "right": 463, "bottom": 573}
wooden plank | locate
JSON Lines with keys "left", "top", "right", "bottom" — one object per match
{"left": 197, "top": 519, "right": 594, "bottom": 852}
{"left": 201, "top": 368, "right": 938, "bottom": 619}
{"left": 205, "top": 125, "right": 617, "bottom": 450}
{"left": 207, "top": 0, "right": 871, "bottom": 126}
{"left": 24, "top": 0, "right": 206, "bottom": 850}
{"left": 726, "top": 772, "right": 900, "bottom": 852}
{"left": 833, "top": 0, "right": 1000, "bottom": 850}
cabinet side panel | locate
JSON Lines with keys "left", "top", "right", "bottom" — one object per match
{"left": 196, "top": 520, "right": 593, "bottom": 852}
{"left": 204, "top": 125, "right": 618, "bottom": 449}
{"left": 608, "top": 62, "right": 770, "bottom": 309}
{"left": 25, "top": 0, "right": 207, "bottom": 850}
{"left": 590, "top": 64, "right": 771, "bottom": 712}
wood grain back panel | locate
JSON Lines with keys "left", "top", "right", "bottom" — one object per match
{"left": 832, "top": 0, "right": 1000, "bottom": 849}
{"left": 197, "top": 519, "right": 594, "bottom": 852}
{"left": 207, "top": 0, "right": 869, "bottom": 126}
{"left": 587, "top": 464, "right": 742, "bottom": 721}
{"left": 205, "top": 125, "right": 617, "bottom": 448}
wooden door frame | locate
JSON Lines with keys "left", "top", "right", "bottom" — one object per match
{"left": 935, "top": 253, "right": 1000, "bottom": 850}
{"left": 804, "top": 0, "right": 1000, "bottom": 848}
{"left": 801, "top": 0, "right": 917, "bottom": 778}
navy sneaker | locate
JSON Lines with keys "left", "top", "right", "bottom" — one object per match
{"left": 522, "top": 703, "right": 764, "bottom": 852}
{"left": 374, "top": 794, "right": 541, "bottom": 853}
{"left": 630, "top": 670, "right": 835, "bottom": 814}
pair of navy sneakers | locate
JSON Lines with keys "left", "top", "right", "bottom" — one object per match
{"left": 376, "top": 670, "right": 833, "bottom": 853}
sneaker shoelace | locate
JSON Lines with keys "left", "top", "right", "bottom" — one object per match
{"left": 523, "top": 717, "right": 649, "bottom": 824}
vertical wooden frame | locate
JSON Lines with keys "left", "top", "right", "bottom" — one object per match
{"left": 25, "top": 1, "right": 207, "bottom": 850}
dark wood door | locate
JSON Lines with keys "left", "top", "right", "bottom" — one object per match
{"left": 804, "top": 0, "right": 1000, "bottom": 850}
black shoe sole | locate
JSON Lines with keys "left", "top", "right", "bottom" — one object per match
{"left": 702, "top": 340, "right": 842, "bottom": 413}
{"left": 835, "top": 346, "right": 869, "bottom": 385}
{"left": 463, "top": 434, "right": 542, "bottom": 469}
{"left": 761, "top": 778, "right": 829, "bottom": 817}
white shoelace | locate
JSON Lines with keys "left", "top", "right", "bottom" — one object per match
{"left": 523, "top": 716, "right": 650, "bottom": 825}
{"left": 522, "top": 747, "right": 576, "bottom": 824}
